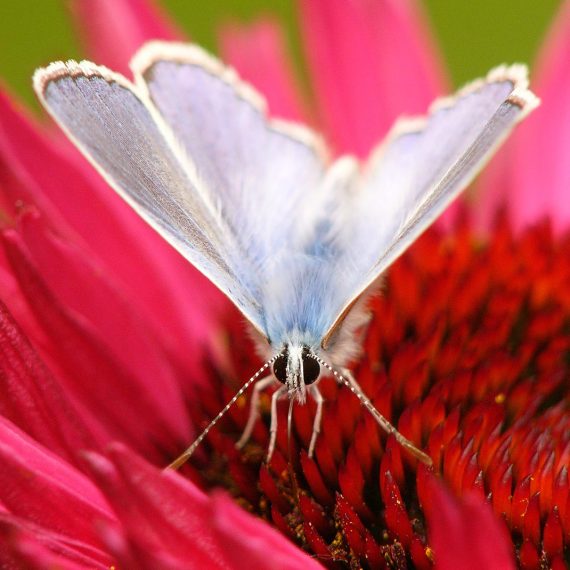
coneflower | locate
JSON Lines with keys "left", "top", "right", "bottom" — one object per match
{"left": 0, "top": 1, "right": 568, "bottom": 569}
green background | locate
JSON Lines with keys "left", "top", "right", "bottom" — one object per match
{"left": 0, "top": 0, "right": 562, "bottom": 108}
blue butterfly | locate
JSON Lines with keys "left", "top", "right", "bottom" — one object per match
{"left": 34, "top": 42, "right": 538, "bottom": 468}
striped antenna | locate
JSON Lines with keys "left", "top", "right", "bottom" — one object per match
{"left": 166, "top": 354, "right": 280, "bottom": 470}
{"left": 309, "top": 354, "right": 433, "bottom": 466}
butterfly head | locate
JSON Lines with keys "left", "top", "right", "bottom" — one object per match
{"left": 272, "top": 344, "right": 320, "bottom": 404}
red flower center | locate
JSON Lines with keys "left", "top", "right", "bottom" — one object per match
{"left": 180, "top": 220, "right": 570, "bottom": 569}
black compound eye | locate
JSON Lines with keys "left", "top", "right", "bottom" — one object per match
{"left": 273, "top": 351, "right": 288, "bottom": 384}
{"left": 301, "top": 349, "right": 320, "bottom": 385}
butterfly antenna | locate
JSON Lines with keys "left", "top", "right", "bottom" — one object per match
{"left": 166, "top": 355, "right": 279, "bottom": 471}
{"left": 309, "top": 355, "right": 432, "bottom": 466}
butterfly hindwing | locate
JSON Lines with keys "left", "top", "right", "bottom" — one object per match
{"left": 131, "top": 42, "right": 328, "bottom": 273}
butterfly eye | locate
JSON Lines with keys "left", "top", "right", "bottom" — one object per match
{"left": 273, "top": 352, "right": 288, "bottom": 384}
{"left": 301, "top": 350, "right": 320, "bottom": 385}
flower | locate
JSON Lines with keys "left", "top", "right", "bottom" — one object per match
{"left": 194, "top": 220, "right": 570, "bottom": 569}
{"left": 477, "top": 0, "right": 570, "bottom": 235}
{"left": 0, "top": 0, "right": 568, "bottom": 569}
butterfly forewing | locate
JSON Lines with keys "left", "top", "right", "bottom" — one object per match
{"left": 34, "top": 62, "right": 266, "bottom": 334}
{"left": 320, "top": 66, "right": 539, "bottom": 347}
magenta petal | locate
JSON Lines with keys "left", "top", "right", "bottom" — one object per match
{"left": 85, "top": 444, "right": 234, "bottom": 569}
{"left": 478, "top": 1, "right": 570, "bottom": 234}
{"left": 298, "top": 0, "right": 448, "bottom": 157}
{"left": 16, "top": 211, "right": 191, "bottom": 439}
{"left": 0, "top": 88, "right": 130, "bottom": 238}
{"left": 0, "top": 298, "right": 101, "bottom": 464}
{"left": 0, "top": 514, "right": 111, "bottom": 570}
{"left": 0, "top": 89, "right": 70, "bottom": 226}
{"left": 3, "top": 229, "right": 190, "bottom": 459}
{"left": 70, "top": 0, "right": 182, "bottom": 76}
{"left": 0, "top": 251, "right": 43, "bottom": 343}
{"left": 86, "top": 444, "right": 318, "bottom": 569}
{"left": 211, "top": 492, "right": 322, "bottom": 570}
{"left": 532, "top": 1, "right": 570, "bottom": 234}
{"left": 0, "top": 89, "right": 222, "bottom": 372}
{"left": 426, "top": 481, "right": 515, "bottom": 570}
{"left": 219, "top": 18, "right": 308, "bottom": 122}
{"left": 0, "top": 417, "right": 114, "bottom": 550}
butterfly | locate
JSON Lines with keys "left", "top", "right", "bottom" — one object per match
{"left": 33, "top": 41, "right": 538, "bottom": 469}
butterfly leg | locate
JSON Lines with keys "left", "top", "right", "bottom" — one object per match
{"left": 308, "top": 385, "right": 324, "bottom": 458}
{"left": 267, "top": 385, "right": 288, "bottom": 462}
{"left": 235, "top": 374, "right": 275, "bottom": 450}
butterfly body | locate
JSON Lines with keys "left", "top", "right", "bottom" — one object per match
{"left": 33, "top": 42, "right": 539, "bottom": 466}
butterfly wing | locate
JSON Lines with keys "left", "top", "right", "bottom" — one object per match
{"left": 320, "top": 65, "right": 539, "bottom": 348}
{"left": 33, "top": 60, "right": 266, "bottom": 334}
{"left": 130, "top": 42, "right": 328, "bottom": 274}
{"left": 34, "top": 49, "right": 538, "bottom": 357}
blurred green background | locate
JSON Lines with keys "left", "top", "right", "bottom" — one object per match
{"left": 0, "top": 0, "right": 561, "bottom": 108}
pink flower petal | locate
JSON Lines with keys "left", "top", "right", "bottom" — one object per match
{"left": 0, "top": 252, "right": 43, "bottom": 344}
{"left": 0, "top": 89, "right": 70, "bottom": 226}
{"left": 210, "top": 492, "right": 322, "bottom": 570}
{"left": 0, "top": 298, "right": 101, "bottom": 464}
{"left": 85, "top": 445, "right": 234, "bottom": 569}
{"left": 0, "top": 88, "right": 225, "bottom": 387}
{"left": 69, "top": 0, "right": 182, "bottom": 76}
{"left": 425, "top": 480, "right": 515, "bottom": 570}
{"left": 85, "top": 444, "right": 320, "bottom": 569}
{"left": 2, "top": 229, "right": 190, "bottom": 459}
{"left": 0, "top": 514, "right": 112, "bottom": 569}
{"left": 477, "top": 1, "right": 570, "bottom": 234}
{"left": 219, "top": 18, "right": 308, "bottom": 122}
{"left": 298, "top": 0, "right": 448, "bottom": 157}
{"left": 0, "top": 417, "right": 114, "bottom": 547}
{"left": 16, "top": 210, "right": 191, "bottom": 437}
